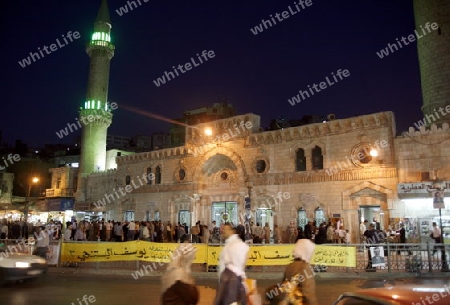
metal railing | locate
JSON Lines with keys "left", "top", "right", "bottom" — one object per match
{"left": 317, "top": 242, "right": 450, "bottom": 274}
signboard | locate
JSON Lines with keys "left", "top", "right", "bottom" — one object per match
{"left": 398, "top": 181, "right": 449, "bottom": 194}
{"left": 433, "top": 191, "right": 445, "bottom": 209}
{"left": 61, "top": 241, "right": 356, "bottom": 267}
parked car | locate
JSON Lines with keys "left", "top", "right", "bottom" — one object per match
{"left": 333, "top": 284, "right": 450, "bottom": 305}
{"left": 0, "top": 242, "right": 48, "bottom": 284}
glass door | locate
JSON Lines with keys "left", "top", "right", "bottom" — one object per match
{"left": 212, "top": 202, "right": 237, "bottom": 226}
{"left": 178, "top": 210, "right": 191, "bottom": 228}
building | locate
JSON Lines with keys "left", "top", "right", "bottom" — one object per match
{"left": 107, "top": 134, "right": 131, "bottom": 150}
{"left": 46, "top": 0, "right": 450, "bottom": 243}
{"left": 170, "top": 102, "right": 235, "bottom": 147}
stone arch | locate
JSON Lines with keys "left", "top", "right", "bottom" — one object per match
{"left": 192, "top": 146, "right": 248, "bottom": 184}
{"left": 304, "top": 139, "right": 326, "bottom": 155}
{"left": 342, "top": 181, "right": 394, "bottom": 210}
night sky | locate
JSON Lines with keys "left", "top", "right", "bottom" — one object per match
{"left": 2, "top": 0, "right": 423, "bottom": 147}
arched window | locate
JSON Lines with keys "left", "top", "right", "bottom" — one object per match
{"left": 155, "top": 166, "right": 162, "bottom": 184}
{"left": 125, "top": 175, "right": 131, "bottom": 185}
{"left": 146, "top": 167, "right": 152, "bottom": 185}
{"left": 295, "top": 148, "right": 306, "bottom": 171}
{"left": 311, "top": 146, "right": 323, "bottom": 170}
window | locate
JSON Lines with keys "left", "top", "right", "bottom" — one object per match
{"left": 178, "top": 210, "right": 190, "bottom": 228}
{"left": 146, "top": 167, "right": 152, "bottom": 185}
{"left": 56, "top": 174, "right": 61, "bottom": 189}
{"left": 212, "top": 202, "right": 238, "bottom": 225}
{"left": 124, "top": 210, "right": 134, "bottom": 222}
{"left": 125, "top": 175, "right": 131, "bottom": 185}
{"left": 155, "top": 166, "right": 161, "bottom": 184}
{"left": 295, "top": 148, "right": 306, "bottom": 171}
{"left": 297, "top": 209, "right": 307, "bottom": 231}
{"left": 179, "top": 169, "right": 186, "bottom": 181}
{"left": 311, "top": 146, "right": 323, "bottom": 170}
{"left": 420, "top": 171, "right": 430, "bottom": 181}
{"left": 315, "top": 208, "right": 326, "bottom": 226}
{"left": 358, "top": 148, "right": 372, "bottom": 164}
{"left": 256, "top": 160, "right": 266, "bottom": 173}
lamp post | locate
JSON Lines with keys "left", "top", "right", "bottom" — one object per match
{"left": 24, "top": 177, "right": 39, "bottom": 224}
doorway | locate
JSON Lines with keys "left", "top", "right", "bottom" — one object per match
{"left": 211, "top": 202, "right": 238, "bottom": 225}
{"left": 256, "top": 208, "right": 274, "bottom": 233}
{"left": 359, "top": 206, "right": 383, "bottom": 233}
{"left": 178, "top": 210, "right": 191, "bottom": 227}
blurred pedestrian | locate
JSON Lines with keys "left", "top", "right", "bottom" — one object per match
{"left": 161, "top": 243, "right": 199, "bottom": 305}
{"left": 266, "top": 239, "right": 318, "bottom": 305}
{"left": 214, "top": 223, "right": 249, "bottom": 305}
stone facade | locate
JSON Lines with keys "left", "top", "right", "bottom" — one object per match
{"left": 75, "top": 110, "right": 447, "bottom": 243}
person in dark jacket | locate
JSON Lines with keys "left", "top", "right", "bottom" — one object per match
{"left": 304, "top": 221, "right": 313, "bottom": 240}
{"left": 161, "top": 243, "right": 199, "bottom": 305}
{"left": 364, "top": 223, "right": 384, "bottom": 269}
{"left": 397, "top": 224, "right": 412, "bottom": 255}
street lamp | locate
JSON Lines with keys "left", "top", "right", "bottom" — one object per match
{"left": 24, "top": 177, "right": 39, "bottom": 224}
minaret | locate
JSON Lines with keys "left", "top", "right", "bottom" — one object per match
{"left": 413, "top": 0, "right": 450, "bottom": 126}
{"left": 76, "top": 0, "right": 114, "bottom": 201}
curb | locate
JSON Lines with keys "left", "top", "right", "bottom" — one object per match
{"left": 47, "top": 267, "right": 450, "bottom": 280}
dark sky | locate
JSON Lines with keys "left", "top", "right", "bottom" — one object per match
{"left": 1, "top": 0, "right": 423, "bottom": 147}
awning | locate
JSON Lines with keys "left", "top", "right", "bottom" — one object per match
{"left": 32, "top": 198, "right": 75, "bottom": 212}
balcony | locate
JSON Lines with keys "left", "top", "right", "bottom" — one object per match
{"left": 45, "top": 188, "right": 74, "bottom": 198}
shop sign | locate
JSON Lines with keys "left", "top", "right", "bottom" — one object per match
{"left": 398, "top": 181, "right": 449, "bottom": 198}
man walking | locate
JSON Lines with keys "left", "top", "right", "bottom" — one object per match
{"left": 34, "top": 225, "right": 49, "bottom": 259}
{"left": 214, "top": 223, "right": 249, "bottom": 305}
{"left": 431, "top": 222, "right": 442, "bottom": 255}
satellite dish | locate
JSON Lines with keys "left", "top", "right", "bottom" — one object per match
{"left": 327, "top": 114, "right": 336, "bottom": 121}
{"left": 276, "top": 117, "right": 290, "bottom": 129}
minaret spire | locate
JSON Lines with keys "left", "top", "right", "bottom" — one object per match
{"left": 95, "top": 0, "right": 111, "bottom": 24}
{"left": 76, "top": 0, "right": 115, "bottom": 202}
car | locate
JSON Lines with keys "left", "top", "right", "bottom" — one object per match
{"left": 0, "top": 242, "right": 48, "bottom": 285}
{"left": 332, "top": 284, "right": 450, "bottom": 305}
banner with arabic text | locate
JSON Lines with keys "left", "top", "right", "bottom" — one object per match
{"left": 61, "top": 241, "right": 207, "bottom": 264}
{"left": 60, "top": 241, "right": 355, "bottom": 267}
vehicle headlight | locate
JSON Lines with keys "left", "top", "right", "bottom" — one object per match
{"left": 15, "top": 262, "right": 31, "bottom": 268}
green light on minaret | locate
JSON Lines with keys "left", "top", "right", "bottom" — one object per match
{"left": 92, "top": 32, "right": 111, "bottom": 42}
{"left": 83, "top": 100, "right": 109, "bottom": 110}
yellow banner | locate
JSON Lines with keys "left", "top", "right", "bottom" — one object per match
{"left": 61, "top": 241, "right": 355, "bottom": 267}
{"left": 311, "top": 245, "right": 356, "bottom": 267}
{"left": 61, "top": 241, "right": 207, "bottom": 264}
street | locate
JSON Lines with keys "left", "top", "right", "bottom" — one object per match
{"left": 1, "top": 272, "right": 449, "bottom": 305}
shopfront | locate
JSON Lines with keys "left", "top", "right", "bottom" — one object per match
{"left": 397, "top": 181, "right": 450, "bottom": 243}
{"left": 32, "top": 198, "right": 75, "bottom": 225}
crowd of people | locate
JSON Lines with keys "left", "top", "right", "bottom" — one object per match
{"left": 0, "top": 219, "right": 62, "bottom": 241}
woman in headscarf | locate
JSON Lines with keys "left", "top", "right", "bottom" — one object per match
{"left": 266, "top": 239, "right": 318, "bottom": 305}
{"left": 161, "top": 243, "right": 199, "bottom": 305}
